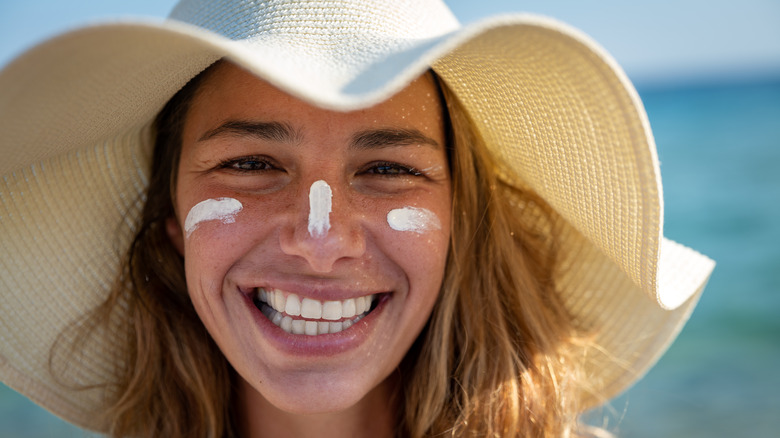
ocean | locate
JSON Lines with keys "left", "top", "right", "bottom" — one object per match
{"left": 603, "top": 76, "right": 780, "bottom": 437}
{"left": 2, "top": 77, "right": 779, "bottom": 437}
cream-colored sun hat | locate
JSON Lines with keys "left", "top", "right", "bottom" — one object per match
{"left": 0, "top": 0, "right": 714, "bottom": 431}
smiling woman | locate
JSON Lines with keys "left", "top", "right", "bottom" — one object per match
{"left": 164, "top": 62, "right": 451, "bottom": 431}
{"left": 0, "top": 0, "right": 714, "bottom": 437}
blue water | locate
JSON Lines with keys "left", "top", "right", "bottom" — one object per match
{"left": 605, "top": 77, "right": 780, "bottom": 437}
{"left": 2, "top": 77, "right": 779, "bottom": 437}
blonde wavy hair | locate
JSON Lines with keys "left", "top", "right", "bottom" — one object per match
{"left": 61, "top": 63, "right": 597, "bottom": 437}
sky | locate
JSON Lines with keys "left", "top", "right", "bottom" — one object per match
{"left": 1, "top": 0, "right": 779, "bottom": 85}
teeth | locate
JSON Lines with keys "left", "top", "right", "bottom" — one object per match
{"left": 291, "top": 319, "right": 305, "bottom": 335}
{"left": 273, "top": 291, "right": 286, "bottom": 313}
{"left": 300, "top": 298, "right": 322, "bottom": 319}
{"left": 255, "top": 288, "right": 375, "bottom": 336}
{"left": 271, "top": 311, "right": 283, "bottom": 326}
{"left": 280, "top": 315, "right": 293, "bottom": 333}
{"left": 356, "top": 296, "right": 367, "bottom": 314}
{"left": 261, "top": 289, "right": 374, "bottom": 322}
{"left": 318, "top": 321, "right": 330, "bottom": 334}
{"left": 305, "top": 321, "right": 318, "bottom": 336}
{"left": 342, "top": 299, "right": 356, "bottom": 318}
{"left": 285, "top": 294, "right": 301, "bottom": 317}
{"left": 321, "top": 301, "right": 342, "bottom": 321}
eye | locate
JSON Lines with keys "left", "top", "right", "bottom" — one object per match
{"left": 219, "top": 156, "right": 280, "bottom": 173}
{"left": 362, "top": 161, "right": 421, "bottom": 177}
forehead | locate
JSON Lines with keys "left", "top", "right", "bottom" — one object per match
{"left": 187, "top": 62, "right": 443, "bottom": 128}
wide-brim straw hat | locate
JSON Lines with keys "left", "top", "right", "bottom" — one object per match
{"left": 0, "top": 0, "right": 714, "bottom": 431}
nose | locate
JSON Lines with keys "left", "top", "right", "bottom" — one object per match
{"left": 279, "top": 179, "right": 366, "bottom": 273}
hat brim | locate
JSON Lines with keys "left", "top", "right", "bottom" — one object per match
{"left": 0, "top": 14, "right": 713, "bottom": 430}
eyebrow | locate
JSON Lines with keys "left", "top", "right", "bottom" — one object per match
{"left": 198, "top": 120, "right": 301, "bottom": 143}
{"left": 198, "top": 120, "right": 439, "bottom": 150}
{"left": 350, "top": 128, "right": 440, "bottom": 150}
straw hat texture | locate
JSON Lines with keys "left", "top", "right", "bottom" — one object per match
{"left": 0, "top": 0, "right": 714, "bottom": 431}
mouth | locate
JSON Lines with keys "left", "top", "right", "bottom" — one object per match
{"left": 252, "top": 288, "right": 380, "bottom": 336}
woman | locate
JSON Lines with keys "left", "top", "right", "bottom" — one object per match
{"left": 0, "top": 0, "right": 714, "bottom": 436}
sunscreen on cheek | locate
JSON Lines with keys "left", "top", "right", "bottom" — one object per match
{"left": 184, "top": 197, "right": 243, "bottom": 238}
{"left": 387, "top": 207, "right": 441, "bottom": 234}
{"left": 308, "top": 180, "right": 332, "bottom": 238}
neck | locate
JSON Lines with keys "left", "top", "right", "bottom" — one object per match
{"left": 237, "top": 374, "right": 399, "bottom": 438}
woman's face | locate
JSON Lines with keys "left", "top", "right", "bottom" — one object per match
{"left": 168, "top": 62, "right": 451, "bottom": 414}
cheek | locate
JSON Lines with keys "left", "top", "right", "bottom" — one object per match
{"left": 182, "top": 197, "right": 250, "bottom": 262}
{"left": 180, "top": 198, "right": 266, "bottom": 292}
{"left": 386, "top": 206, "right": 442, "bottom": 234}
{"left": 380, "top": 204, "right": 450, "bottom": 290}
{"left": 184, "top": 197, "right": 243, "bottom": 238}
{"left": 379, "top": 203, "right": 449, "bottom": 348}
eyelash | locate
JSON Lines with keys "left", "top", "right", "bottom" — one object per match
{"left": 218, "top": 156, "right": 278, "bottom": 173}
{"left": 218, "top": 157, "right": 421, "bottom": 178}
{"left": 362, "top": 161, "right": 422, "bottom": 177}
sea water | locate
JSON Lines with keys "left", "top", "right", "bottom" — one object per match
{"left": 2, "top": 78, "right": 779, "bottom": 437}
{"left": 588, "top": 77, "right": 780, "bottom": 437}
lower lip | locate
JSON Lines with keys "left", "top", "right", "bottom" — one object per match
{"left": 242, "top": 291, "right": 389, "bottom": 357}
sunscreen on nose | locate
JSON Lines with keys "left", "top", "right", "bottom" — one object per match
{"left": 308, "top": 180, "right": 332, "bottom": 238}
{"left": 184, "top": 197, "right": 243, "bottom": 238}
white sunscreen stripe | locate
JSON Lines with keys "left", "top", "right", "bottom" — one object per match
{"left": 387, "top": 207, "right": 441, "bottom": 234}
{"left": 184, "top": 197, "right": 243, "bottom": 238}
{"left": 308, "top": 180, "right": 332, "bottom": 238}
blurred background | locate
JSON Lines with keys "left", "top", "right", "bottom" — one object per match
{"left": 1, "top": 1, "right": 779, "bottom": 436}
